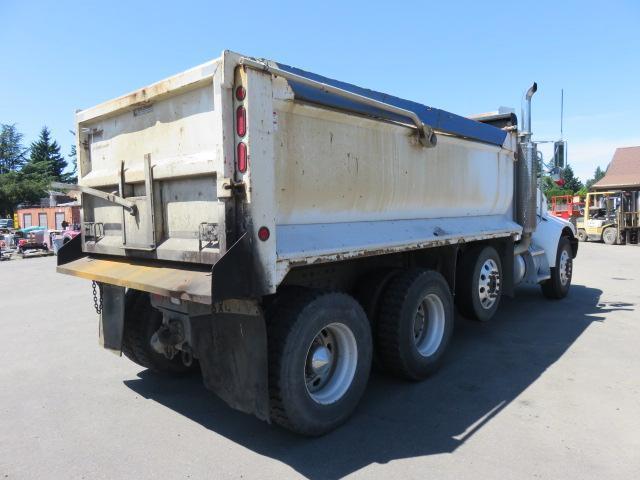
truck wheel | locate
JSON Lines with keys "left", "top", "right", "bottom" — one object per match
{"left": 122, "top": 290, "right": 197, "bottom": 374}
{"left": 456, "top": 246, "right": 502, "bottom": 321}
{"left": 541, "top": 237, "right": 573, "bottom": 299}
{"left": 577, "top": 229, "right": 588, "bottom": 242}
{"left": 376, "top": 269, "right": 453, "bottom": 380}
{"left": 603, "top": 227, "right": 618, "bottom": 245}
{"left": 268, "top": 290, "right": 372, "bottom": 436}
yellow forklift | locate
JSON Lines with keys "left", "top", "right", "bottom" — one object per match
{"left": 576, "top": 190, "right": 640, "bottom": 244}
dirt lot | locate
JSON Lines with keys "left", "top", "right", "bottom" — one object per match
{"left": 0, "top": 242, "right": 639, "bottom": 479}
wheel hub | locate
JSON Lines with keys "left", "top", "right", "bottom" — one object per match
{"left": 310, "top": 345, "right": 332, "bottom": 376}
{"left": 412, "top": 294, "right": 446, "bottom": 357}
{"left": 304, "top": 324, "right": 358, "bottom": 405}
{"left": 478, "top": 258, "right": 500, "bottom": 310}
{"left": 559, "top": 249, "right": 572, "bottom": 286}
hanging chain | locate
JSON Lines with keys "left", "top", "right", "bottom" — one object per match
{"left": 92, "top": 281, "right": 103, "bottom": 315}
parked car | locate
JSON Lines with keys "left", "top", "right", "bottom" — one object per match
{"left": 0, "top": 218, "right": 14, "bottom": 231}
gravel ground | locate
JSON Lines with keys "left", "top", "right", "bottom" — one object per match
{"left": 0, "top": 242, "right": 639, "bottom": 479}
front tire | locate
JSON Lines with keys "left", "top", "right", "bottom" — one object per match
{"left": 267, "top": 290, "right": 372, "bottom": 436}
{"left": 603, "top": 227, "right": 618, "bottom": 245}
{"left": 456, "top": 246, "right": 503, "bottom": 321}
{"left": 376, "top": 269, "right": 454, "bottom": 380}
{"left": 541, "top": 237, "right": 573, "bottom": 299}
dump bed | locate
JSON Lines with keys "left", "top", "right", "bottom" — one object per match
{"left": 68, "top": 51, "right": 522, "bottom": 303}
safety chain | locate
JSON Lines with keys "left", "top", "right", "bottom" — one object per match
{"left": 92, "top": 281, "right": 103, "bottom": 315}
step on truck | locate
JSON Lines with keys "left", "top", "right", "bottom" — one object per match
{"left": 56, "top": 51, "right": 578, "bottom": 436}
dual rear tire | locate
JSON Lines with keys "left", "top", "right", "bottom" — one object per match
{"left": 267, "top": 269, "right": 455, "bottom": 435}
{"left": 267, "top": 291, "right": 372, "bottom": 436}
{"left": 375, "top": 269, "right": 454, "bottom": 380}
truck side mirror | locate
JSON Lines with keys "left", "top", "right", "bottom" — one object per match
{"left": 553, "top": 140, "right": 566, "bottom": 168}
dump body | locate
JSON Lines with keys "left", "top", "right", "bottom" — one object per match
{"left": 57, "top": 51, "right": 578, "bottom": 434}
{"left": 68, "top": 51, "right": 522, "bottom": 303}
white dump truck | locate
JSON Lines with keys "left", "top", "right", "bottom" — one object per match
{"left": 56, "top": 51, "right": 578, "bottom": 435}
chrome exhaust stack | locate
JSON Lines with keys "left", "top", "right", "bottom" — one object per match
{"left": 514, "top": 82, "right": 538, "bottom": 256}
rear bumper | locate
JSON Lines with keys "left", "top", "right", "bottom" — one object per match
{"left": 56, "top": 230, "right": 270, "bottom": 304}
{"left": 57, "top": 256, "right": 213, "bottom": 304}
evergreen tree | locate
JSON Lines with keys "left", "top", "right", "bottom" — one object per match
{"left": 585, "top": 165, "right": 606, "bottom": 189}
{"left": 560, "top": 164, "right": 583, "bottom": 192}
{"left": 0, "top": 124, "right": 28, "bottom": 174}
{"left": 542, "top": 175, "right": 573, "bottom": 202}
{"left": 541, "top": 164, "right": 584, "bottom": 202}
{"left": 67, "top": 143, "right": 78, "bottom": 183}
{"left": 23, "top": 126, "right": 68, "bottom": 180}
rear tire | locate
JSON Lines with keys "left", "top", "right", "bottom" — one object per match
{"left": 456, "top": 246, "right": 503, "bottom": 322}
{"left": 376, "top": 269, "right": 454, "bottom": 380}
{"left": 541, "top": 237, "right": 573, "bottom": 299}
{"left": 603, "top": 227, "right": 618, "bottom": 245}
{"left": 122, "top": 290, "right": 197, "bottom": 374}
{"left": 267, "top": 290, "right": 372, "bottom": 436}
{"left": 353, "top": 268, "right": 399, "bottom": 369}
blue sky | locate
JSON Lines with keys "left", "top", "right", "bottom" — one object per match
{"left": 1, "top": 0, "right": 639, "bottom": 181}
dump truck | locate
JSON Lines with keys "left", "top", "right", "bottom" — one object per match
{"left": 56, "top": 51, "right": 578, "bottom": 436}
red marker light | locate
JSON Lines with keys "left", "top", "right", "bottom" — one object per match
{"left": 235, "top": 86, "right": 246, "bottom": 101}
{"left": 236, "top": 106, "right": 246, "bottom": 137}
{"left": 258, "top": 226, "right": 270, "bottom": 241}
{"left": 237, "top": 142, "right": 247, "bottom": 173}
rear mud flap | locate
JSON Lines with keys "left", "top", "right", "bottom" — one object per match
{"left": 99, "top": 284, "right": 126, "bottom": 354}
{"left": 190, "top": 309, "right": 270, "bottom": 421}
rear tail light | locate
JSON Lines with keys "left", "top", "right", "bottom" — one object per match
{"left": 236, "top": 106, "right": 246, "bottom": 137}
{"left": 237, "top": 142, "right": 247, "bottom": 173}
{"left": 258, "top": 226, "right": 270, "bottom": 241}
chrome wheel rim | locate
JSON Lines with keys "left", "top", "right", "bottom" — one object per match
{"left": 559, "top": 249, "right": 572, "bottom": 286}
{"left": 413, "top": 293, "right": 446, "bottom": 357}
{"left": 478, "top": 259, "right": 500, "bottom": 309}
{"left": 304, "top": 323, "right": 358, "bottom": 405}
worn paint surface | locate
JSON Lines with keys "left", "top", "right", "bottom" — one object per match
{"left": 68, "top": 51, "right": 523, "bottom": 296}
{"left": 273, "top": 102, "right": 514, "bottom": 225}
{"left": 76, "top": 57, "right": 226, "bottom": 264}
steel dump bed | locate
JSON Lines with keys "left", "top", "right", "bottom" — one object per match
{"left": 64, "top": 51, "right": 521, "bottom": 303}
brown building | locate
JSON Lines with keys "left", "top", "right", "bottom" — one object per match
{"left": 16, "top": 204, "right": 80, "bottom": 230}
{"left": 592, "top": 146, "right": 640, "bottom": 190}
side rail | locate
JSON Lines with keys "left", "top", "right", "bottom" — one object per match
{"left": 238, "top": 57, "right": 438, "bottom": 148}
